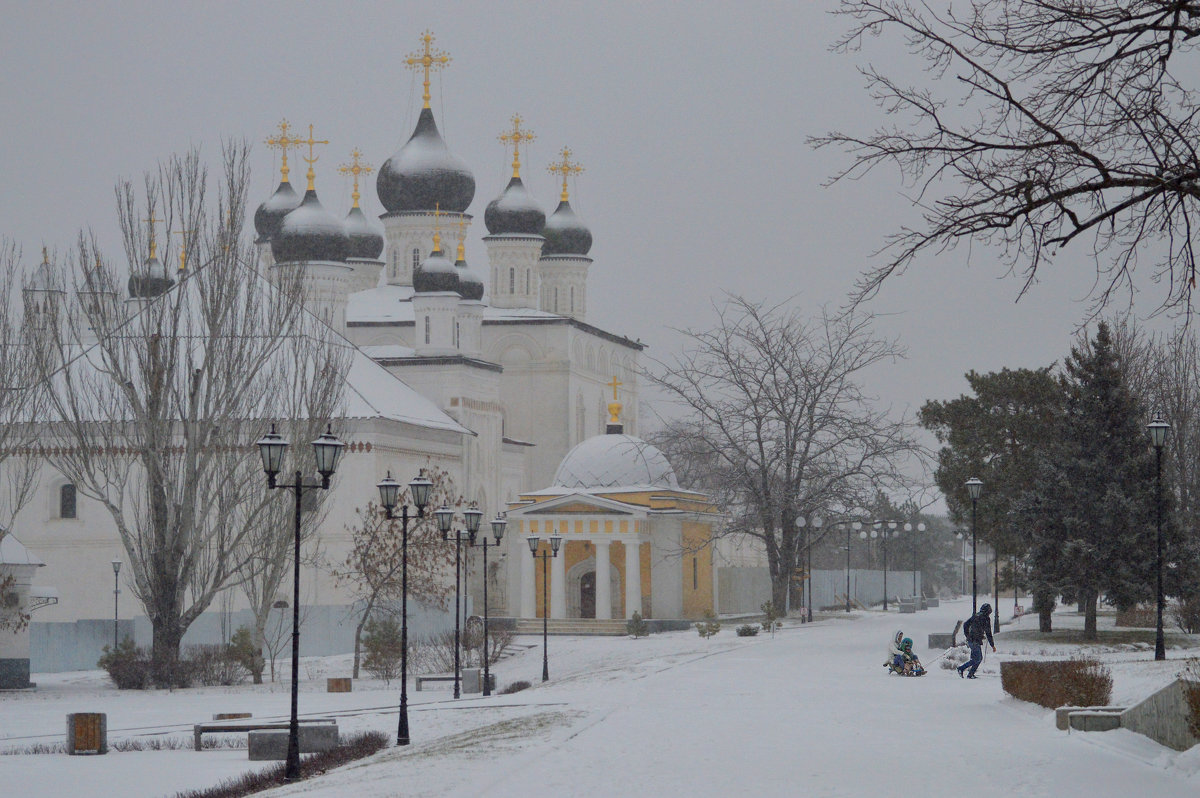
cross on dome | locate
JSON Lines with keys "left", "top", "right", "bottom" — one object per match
{"left": 405, "top": 30, "right": 451, "bottom": 110}
{"left": 548, "top": 147, "right": 585, "bottom": 202}
{"left": 265, "top": 119, "right": 303, "bottom": 184}
{"left": 143, "top": 212, "right": 161, "bottom": 259}
{"left": 299, "top": 124, "right": 329, "bottom": 192}
{"left": 432, "top": 202, "right": 443, "bottom": 252}
{"left": 338, "top": 148, "right": 374, "bottom": 209}
{"left": 499, "top": 114, "right": 536, "bottom": 179}
{"left": 173, "top": 229, "right": 195, "bottom": 272}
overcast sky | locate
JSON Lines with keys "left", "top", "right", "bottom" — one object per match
{"left": 0, "top": 1, "right": 1184, "bottom": 509}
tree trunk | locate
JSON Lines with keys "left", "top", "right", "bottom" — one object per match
{"left": 150, "top": 613, "right": 185, "bottom": 688}
{"left": 250, "top": 617, "right": 267, "bottom": 685}
{"left": 1034, "top": 589, "right": 1054, "bottom": 633}
{"left": 352, "top": 608, "right": 371, "bottom": 680}
{"left": 1083, "top": 591, "right": 1098, "bottom": 640}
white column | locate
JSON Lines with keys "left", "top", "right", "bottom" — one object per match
{"left": 595, "top": 540, "right": 612, "bottom": 620}
{"left": 625, "top": 539, "right": 642, "bottom": 618}
{"left": 521, "top": 540, "right": 536, "bottom": 619}
{"left": 551, "top": 540, "right": 567, "bottom": 619}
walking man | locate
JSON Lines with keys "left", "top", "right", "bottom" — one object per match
{"left": 957, "top": 603, "right": 996, "bottom": 679}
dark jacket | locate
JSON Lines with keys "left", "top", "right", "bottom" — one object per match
{"left": 964, "top": 611, "right": 994, "bottom": 647}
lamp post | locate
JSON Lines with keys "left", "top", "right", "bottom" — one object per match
{"left": 992, "top": 543, "right": 1001, "bottom": 633}
{"left": 528, "top": 534, "right": 562, "bottom": 681}
{"left": 794, "top": 516, "right": 823, "bottom": 622}
{"left": 256, "top": 423, "right": 345, "bottom": 782}
{"left": 966, "top": 477, "right": 983, "bottom": 617}
{"left": 375, "top": 471, "right": 432, "bottom": 745}
{"left": 844, "top": 521, "right": 861, "bottom": 612}
{"left": 436, "top": 503, "right": 483, "bottom": 699}
{"left": 472, "top": 513, "right": 507, "bottom": 696}
{"left": 1148, "top": 416, "right": 1170, "bottom": 661}
{"left": 110, "top": 558, "right": 121, "bottom": 650}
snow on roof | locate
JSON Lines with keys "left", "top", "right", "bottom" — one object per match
{"left": 347, "top": 284, "right": 563, "bottom": 325}
{"left": 550, "top": 433, "right": 679, "bottom": 491}
{"left": 0, "top": 534, "right": 45, "bottom": 566}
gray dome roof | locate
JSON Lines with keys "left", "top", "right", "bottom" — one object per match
{"left": 377, "top": 107, "right": 475, "bottom": 214}
{"left": 542, "top": 199, "right": 592, "bottom": 256}
{"left": 455, "top": 250, "right": 484, "bottom": 301}
{"left": 484, "top": 177, "right": 545, "bottom": 235}
{"left": 413, "top": 246, "right": 460, "bottom": 294}
{"left": 553, "top": 434, "right": 679, "bottom": 490}
{"left": 128, "top": 255, "right": 174, "bottom": 299}
{"left": 254, "top": 181, "right": 302, "bottom": 244}
{"left": 271, "top": 190, "right": 350, "bottom": 264}
{"left": 343, "top": 206, "right": 384, "bottom": 260}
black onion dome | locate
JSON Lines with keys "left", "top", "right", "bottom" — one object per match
{"left": 455, "top": 253, "right": 485, "bottom": 301}
{"left": 377, "top": 107, "right": 475, "bottom": 214}
{"left": 271, "top": 190, "right": 350, "bottom": 263}
{"left": 128, "top": 256, "right": 174, "bottom": 299}
{"left": 253, "top": 181, "right": 301, "bottom": 243}
{"left": 484, "top": 177, "right": 545, "bottom": 235}
{"left": 541, "top": 199, "right": 592, "bottom": 256}
{"left": 343, "top": 206, "right": 384, "bottom": 260}
{"left": 413, "top": 247, "right": 460, "bottom": 294}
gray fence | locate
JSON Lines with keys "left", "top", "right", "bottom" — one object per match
{"left": 32, "top": 599, "right": 461, "bottom": 674}
{"left": 717, "top": 567, "right": 922, "bottom": 615}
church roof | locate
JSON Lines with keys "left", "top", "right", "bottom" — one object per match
{"left": 550, "top": 433, "right": 679, "bottom": 491}
{"left": 0, "top": 534, "right": 44, "bottom": 567}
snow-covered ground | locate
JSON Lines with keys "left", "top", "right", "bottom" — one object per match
{"left": 3, "top": 599, "right": 1199, "bottom": 797}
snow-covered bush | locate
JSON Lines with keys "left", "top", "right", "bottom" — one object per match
{"left": 97, "top": 637, "right": 152, "bottom": 690}
{"left": 1000, "top": 657, "right": 1112, "bottom": 708}
{"left": 696, "top": 611, "right": 721, "bottom": 639}
{"left": 736, "top": 624, "right": 759, "bottom": 637}
{"left": 362, "top": 617, "right": 403, "bottom": 683}
{"left": 501, "top": 680, "right": 531, "bottom": 694}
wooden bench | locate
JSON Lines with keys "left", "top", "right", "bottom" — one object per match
{"left": 415, "top": 675, "right": 457, "bottom": 691}
{"left": 193, "top": 718, "right": 336, "bottom": 751}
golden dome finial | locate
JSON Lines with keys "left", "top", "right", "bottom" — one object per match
{"left": 547, "top": 146, "right": 585, "bottom": 202}
{"left": 41, "top": 245, "right": 50, "bottom": 266}
{"left": 455, "top": 215, "right": 467, "bottom": 261}
{"left": 265, "top": 119, "right": 303, "bottom": 184}
{"left": 338, "top": 148, "right": 374, "bottom": 209}
{"left": 404, "top": 30, "right": 451, "bottom": 110}
{"left": 432, "top": 202, "right": 442, "bottom": 253}
{"left": 174, "top": 229, "right": 194, "bottom": 272}
{"left": 143, "top": 211, "right": 161, "bottom": 260}
{"left": 299, "top": 124, "right": 329, "bottom": 192}
{"left": 498, "top": 114, "right": 536, "bottom": 180}
{"left": 607, "top": 375, "right": 623, "bottom": 425}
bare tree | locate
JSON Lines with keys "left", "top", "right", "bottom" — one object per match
{"left": 648, "top": 296, "right": 921, "bottom": 610}
{"left": 331, "top": 468, "right": 458, "bottom": 679}
{"left": 32, "top": 145, "right": 348, "bottom": 684}
{"left": 0, "top": 238, "right": 46, "bottom": 633}
{"left": 815, "top": 1, "right": 1200, "bottom": 312}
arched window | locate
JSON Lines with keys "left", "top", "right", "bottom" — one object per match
{"left": 392, "top": 250, "right": 399, "bottom": 279}
{"left": 424, "top": 316, "right": 431, "bottom": 345}
{"left": 59, "top": 483, "right": 77, "bottom": 519}
{"left": 509, "top": 268, "right": 515, "bottom": 293}
{"left": 412, "top": 248, "right": 421, "bottom": 273}
{"left": 525, "top": 269, "right": 530, "bottom": 294}
{"left": 454, "top": 321, "right": 459, "bottom": 348}
{"left": 554, "top": 287, "right": 559, "bottom": 313}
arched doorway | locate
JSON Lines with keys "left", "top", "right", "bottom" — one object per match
{"left": 567, "top": 556, "right": 621, "bottom": 618}
{"left": 580, "top": 571, "right": 596, "bottom": 618}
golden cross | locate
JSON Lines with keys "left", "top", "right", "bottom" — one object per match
{"left": 265, "top": 119, "right": 303, "bottom": 184}
{"left": 174, "top": 229, "right": 195, "bottom": 272}
{"left": 498, "top": 114, "right": 536, "bottom": 179}
{"left": 455, "top": 214, "right": 467, "bottom": 261}
{"left": 404, "top": 30, "right": 451, "bottom": 110}
{"left": 337, "top": 148, "right": 374, "bottom": 209}
{"left": 607, "top": 376, "right": 622, "bottom": 401}
{"left": 143, "top": 212, "right": 161, "bottom": 259}
{"left": 41, "top": 245, "right": 49, "bottom": 265}
{"left": 299, "top": 124, "right": 329, "bottom": 192}
{"left": 547, "top": 146, "right": 585, "bottom": 202}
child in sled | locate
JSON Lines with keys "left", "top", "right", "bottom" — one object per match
{"left": 886, "top": 634, "right": 925, "bottom": 676}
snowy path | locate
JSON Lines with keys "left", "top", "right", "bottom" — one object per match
{"left": 4, "top": 600, "right": 1198, "bottom": 797}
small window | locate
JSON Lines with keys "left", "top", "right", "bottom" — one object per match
{"left": 554, "top": 287, "right": 559, "bottom": 313}
{"left": 693, "top": 557, "right": 698, "bottom": 590}
{"left": 509, "top": 268, "right": 515, "bottom": 293}
{"left": 454, "top": 321, "right": 459, "bottom": 348}
{"left": 392, "top": 250, "right": 398, "bottom": 278}
{"left": 412, "top": 248, "right": 420, "bottom": 273}
{"left": 60, "top": 483, "right": 77, "bottom": 519}
{"left": 525, "top": 269, "right": 530, "bottom": 294}
{"left": 424, "top": 316, "right": 430, "bottom": 345}
{"left": 570, "top": 286, "right": 575, "bottom": 313}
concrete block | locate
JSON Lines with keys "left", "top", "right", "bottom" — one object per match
{"left": 462, "top": 668, "right": 481, "bottom": 694}
{"left": 1056, "top": 706, "right": 1125, "bottom": 731}
{"left": 1069, "top": 711, "right": 1122, "bottom": 732}
{"left": 928, "top": 633, "right": 956, "bottom": 649}
{"left": 898, "top": 602, "right": 916, "bottom": 614}
{"left": 66, "top": 712, "right": 107, "bottom": 755}
{"left": 248, "top": 724, "right": 339, "bottom": 760}
{"left": 1120, "top": 679, "right": 1200, "bottom": 751}
{"left": 926, "top": 598, "right": 940, "bottom": 608}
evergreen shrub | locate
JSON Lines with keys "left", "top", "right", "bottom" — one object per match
{"left": 626, "top": 611, "right": 649, "bottom": 638}
{"left": 736, "top": 624, "right": 759, "bottom": 637}
{"left": 98, "top": 637, "right": 152, "bottom": 690}
{"left": 696, "top": 610, "right": 721, "bottom": 639}
{"left": 362, "top": 616, "right": 404, "bottom": 683}
{"left": 1000, "top": 657, "right": 1112, "bottom": 708}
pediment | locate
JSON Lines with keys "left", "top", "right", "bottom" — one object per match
{"left": 527, "top": 500, "right": 629, "bottom": 515}
{"left": 516, "top": 493, "right": 638, "bottom": 516}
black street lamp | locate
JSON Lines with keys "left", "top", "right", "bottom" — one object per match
{"left": 256, "top": 423, "right": 344, "bottom": 782}
{"left": 843, "top": 521, "right": 862, "bottom": 612}
{"left": 472, "top": 513, "right": 507, "bottom": 696}
{"left": 905, "top": 522, "right": 926, "bottom": 596}
{"left": 1148, "top": 416, "right": 1170, "bottom": 661}
{"left": 375, "top": 471, "right": 432, "bottom": 745}
{"left": 436, "top": 503, "right": 483, "bottom": 699}
{"left": 966, "top": 477, "right": 983, "bottom": 617}
{"left": 796, "top": 516, "right": 823, "bottom": 622}
{"left": 111, "top": 558, "right": 121, "bottom": 650}
{"left": 527, "top": 534, "right": 562, "bottom": 681}
{"left": 992, "top": 543, "right": 1001, "bottom": 634}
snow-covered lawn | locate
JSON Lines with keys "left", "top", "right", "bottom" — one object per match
{"left": 3, "top": 599, "right": 1199, "bottom": 797}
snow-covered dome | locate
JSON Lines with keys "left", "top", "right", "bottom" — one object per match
{"left": 377, "top": 107, "right": 475, "bottom": 214}
{"left": 413, "top": 243, "right": 460, "bottom": 294}
{"left": 454, "top": 247, "right": 484, "bottom": 301}
{"left": 343, "top": 206, "right": 384, "bottom": 260}
{"left": 271, "top": 190, "right": 350, "bottom": 264}
{"left": 253, "top": 181, "right": 302, "bottom": 244}
{"left": 542, "top": 199, "right": 592, "bottom": 256}
{"left": 27, "top": 253, "right": 61, "bottom": 293}
{"left": 484, "top": 177, "right": 545, "bottom": 235}
{"left": 128, "top": 253, "right": 173, "bottom": 299}
{"left": 553, "top": 434, "right": 679, "bottom": 490}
